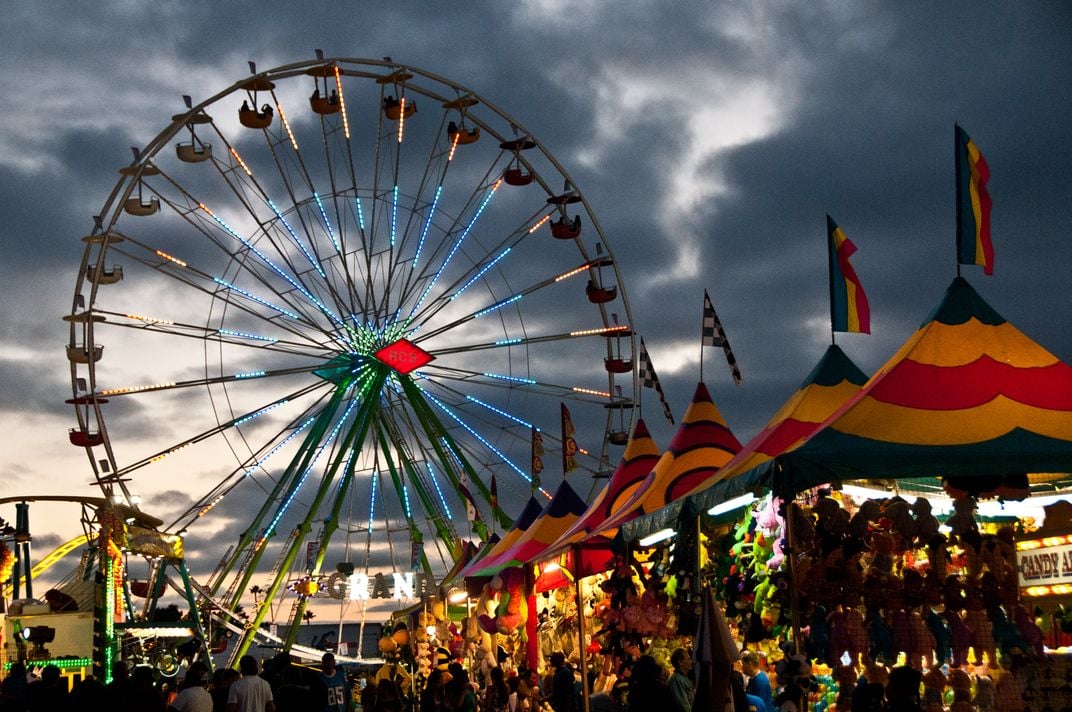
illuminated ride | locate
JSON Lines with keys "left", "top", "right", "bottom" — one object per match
{"left": 66, "top": 56, "right": 637, "bottom": 669}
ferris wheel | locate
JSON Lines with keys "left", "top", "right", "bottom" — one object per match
{"left": 66, "top": 55, "right": 636, "bottom": 656}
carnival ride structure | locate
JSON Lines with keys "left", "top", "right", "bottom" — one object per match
{"left": 62, "top": 55, "right": 639, "bottom": 675}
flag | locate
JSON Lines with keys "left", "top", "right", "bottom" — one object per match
{"left": 701, "top": 290, "right": 742, "bottom": 385}
{"left": 639, "top": 338, "right": 675, "bottom": 424}
{"left": 955, "top": 124, "right": 994, "bottom": 275}
{"left": 827, "top": 215, "right": 871, "bottom": 334}
{"left": 531, "top": 426, "right": 544, "bottom": 490}
{"left": 561, "top": 403, "right": 578, "bottom": 473}
{"left": 490, "top": 474, "right": 499, "bottom": 513}
{"left": 458, "top": 473, "right": 481, "bottom": 523}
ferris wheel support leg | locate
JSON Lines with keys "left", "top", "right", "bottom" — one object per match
{"left": 235, "top": 371, "right": 388, "bottom": 660}
{"left": 217, "top": 388, "right": 350, "bottom": 609}
{"left": 398, "top": 377, "right": 511, "bottom": 531}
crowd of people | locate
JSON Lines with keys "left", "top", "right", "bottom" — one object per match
{"left": 0, "top": 651, "right": 353, "bottom": 712}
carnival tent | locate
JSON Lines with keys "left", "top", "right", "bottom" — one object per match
{"left": 688, "top": 276, "right": 1072, "bottom": 510}
{"left": 537, "top": 418, "right": 662, "bottom": 581}
{"left": 463, "top": 480, "right": 589, "bottom": 578}
{"left": 595, "top": 382, "right": 742, "bottom": 543}
{"left": 454, "top": 496, "right": 544, "bottom": 580}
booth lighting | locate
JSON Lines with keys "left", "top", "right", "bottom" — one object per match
{"left": 1024, "top": 584, "right": 1072, "bottom": 597}
{"left": 543, "top": 562, "right": 560, "bottom": 573}
{"left": 637, "top": 528, "right": 676, "bottom": 547}
{"left": 447, "top": 588, "right": 468, "bottom": 604}
{"left": 707, "top": 493, "right": 757, "bottom": 517}
{"left": 1018, "top": 534, "right": 1072, "bottom": 551}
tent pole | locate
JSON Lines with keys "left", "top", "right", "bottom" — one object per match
{"left": 573, "top": 545, "right": 591, "bottom": 712}
{"left": 784, "top": 494, "right": 803, "bottom": 656}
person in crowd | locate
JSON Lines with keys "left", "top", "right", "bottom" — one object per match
{"left": 129, "top": 664, "right": 166, "bottom": 712}
{"left": 265, "top": 651, "right": 327, "bottom": 711}
{"left": 169, "top": 661, "right": 212, "bottom": 712}
{"left": 668, "top": 648, "right": 695, "bottom": 712}
{"left": 26, "top": 664, "right": 68, "bottom": 712}
{"left": 373, "top": 677, "right": 404, "bottom": 712}
{"left": 70, "top": 675, "right": 108, "bottom": 709}
{"left": 626, "top": 655, "right": 668, "bottom": 710}
{"left": 730, "top": 671, "right": 766, "bottom": 712}
{"left": 106, "top": 660, "right": 133, "bottom": 710}
{"left": 443, "top": 666, "right": 477, "bottom": 712}
{"left": 319, "top": 653, "right": 351, "bottom": 712}
{"left": 1, "top": 660, "right": 29, "bottom": 711}
{"left": 549, "top": 651, "right": 575, "bottom": 712}
{"left": 483, "top": 665, "right": 509, "bottom": 712}
{"left": 741, "top": 650, "right": 772, "bottom": 712}
{"left": 228, "top": 655, "right": 275, "bottom": 712}
{"left": 587, "top": 679, "right": 627, "bottom": 712}
{"left": 211, "top": 668, "right": 241, "bottom": 712}
{"left": 885, "top": 666, "right": 923, "bottom": 712}
{"left": 420, "top": 669, "right": 448, "bottom": 712}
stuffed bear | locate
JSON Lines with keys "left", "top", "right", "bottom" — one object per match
{"left": 925, "top": 608, "right": 951, "bottom": 667}
{"left": 881, "top": 497, "right": 916, "bottom": 552}
{"left": 911, "top": 497, "right": 940, "bottom": 545}
{"left": 921, "top": 666, "right": 946, "bottom": 712}
{"left": 946, "top": 668, "right": 974, "bottom": 712}
{"left": 973, "top": 674, "right": 996, "bottom": 712}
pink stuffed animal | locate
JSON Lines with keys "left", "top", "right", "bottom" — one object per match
{"left": 943, "top": 608, "right": 973, "bottom": 668}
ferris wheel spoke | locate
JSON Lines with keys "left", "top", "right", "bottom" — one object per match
{"left": 428, "top": 323, "right": 631, "bottom": 356}
{"left": 414, "top": 254, "right": 609, "bottom": 341}
{"left": 110, "top": 378, "right": 331, "bottom": 480}
{"left": 417, "top": 365, "right": 616, "bottom": 406}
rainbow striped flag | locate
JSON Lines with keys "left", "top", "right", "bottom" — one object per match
{"left": 827, "top": 215, "right": 871, "bottom": 334}
{"left": 955, "top": 124, "right": 994, "bottom": 275}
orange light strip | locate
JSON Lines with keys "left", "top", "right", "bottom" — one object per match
{"left": 1024, "top": 584, "right": 1072, "bottom": 597}
{"left": 397, "top": 97, "right": 407, "bottom": 143}
{"left": 229, "top": 147, "right": 253, "bottom": 176}
{"left": 447, "top": 130, "right": 461, "bottom": 161}
{"left": 100, "top": 382, "right": 177, "bottom": 396}
{"left": 124, "top": 313, "right": 175, "bottom": 325}
{"left": 1017, "top": 534, "right": 1072, "bottom": 550}
{"left": 149, "top": 443, "right": 191, "bottom": 463}
{"left": 334, "top": 66, "right": 350, "bottom": 139}
{"left": 572, "top": 387, "right": 611, "bottom": 398}
{"left": 276, "top": 101, "right": 299, "bottom": 151}
{"left": 154, "top": 249, "right": 187, "bottom": 267}
{"left": 528, "top": 214, "right": 553, "bottom": 233}
{"left": 554, "top": 262, "right": 594, "bottom": 282}
{"left": 569, "top": 325, "right": 630, "bottom": 337}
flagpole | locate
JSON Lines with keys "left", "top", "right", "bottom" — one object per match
{"left": 699, "top": 293, "right": 705, "bottom": 382}
{"left": 954, "top": 123, "right": 962, "bottom": 279}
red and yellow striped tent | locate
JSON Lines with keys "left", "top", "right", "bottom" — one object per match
{"left": 691, "top": 277, "right": 1072, "bottom": 504}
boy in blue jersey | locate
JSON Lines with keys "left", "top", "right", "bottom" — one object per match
{"left": 320, "top": 653, "right": 351, "bottom": 712}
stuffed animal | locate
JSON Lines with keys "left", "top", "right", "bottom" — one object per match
{"left": 807, "top": 605, "right": 831, "bottom": 663}
{"left": 942, "top": 608, "right": 973, "bottom": 668}
{"left": 843, "top": 606, "right": 869, "bottom": 666}
{"left": 1013, "top": 604, "right": 1046, "bottom": 657}
{"left": 964, "top": 595, "right": 995, "bottom": 666}
{"left": 881, "top": 497, "right": 916, "bottom": 551}
{"left": 904, "top": 611, "right": 935, "bottom": 669}
{"left": 832, "top": 663, "right": 857, "bottom": 709}
{"left": 813, "top": 495, "right": 850, "bottom": 552}
{"left": 911, "top": 497, "right": 940, "bottom": 544}
{"left": 992, "top": 668, "right": 1021, "bottom": 709}
{"left": 493, "top": 566, "right": 528, "bottom": 635}
{"left": 849, "top": 499, "right": 881, "bottom": 541}
{"left": 867, "top": 610, "right": 894, "bottom": 665}
{"left": 990, "top": 606, "right": 1028, "bottom": 665}
{"left": 925, "top": 608, "right": 951, "bottom": 666}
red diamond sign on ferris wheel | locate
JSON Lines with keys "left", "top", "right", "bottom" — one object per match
{"left": 374, "top": 338, "right": 435, "bottom": 375}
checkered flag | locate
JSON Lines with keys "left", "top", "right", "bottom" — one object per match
{"left": 639, "top": 338, "right": 674, "bottom": 424}
{"left": 702, "top": 290, "right": 742, "bottom": 385}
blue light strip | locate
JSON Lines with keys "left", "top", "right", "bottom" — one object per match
{"left": 367, "top": 469, "right": 378, "bottom": 533}
{"left": 219, "top": 329, "right": 278, "bottom": 343}
{"left": 313, "top": 191, "right": 342, "bottom": 254}
{"left": 232, "top": 400, "right": 287, "bottom": 426}
{"left": 474, "top": 294, "right": 522, "bottom": 318}
{"left": 495, "top": 337, "right": 523, "bottom": 346}
{"left": 482, "top": 372, "right": 536, "bottom": 385}
{"left": 427, "top": 463, "right": 453, "bottom": 522}
{"left": 354, "top": 197, "right": 366, "bottom": 232}
{"left": 422, "top": 389, "right": 531, "bottom": 483}
{"left": 207, "top": 205, "right": 340, "bottom": 324}
{"left": 244, "top": 417, "right": 316, "bottom": 476}
{"left": 213, "top": 278, "right": 301, "bottom": 320}
{"left": 402, "top": 482, "right": 412, "bottom": 519}
{"left": 268, "top": 198, "right": 326, "bottom": 279}
{"left": 391, "top": 185, "right": 399, "bottom": 247}
{"left": 234, "top": 370, "right": 267, "bottom": 379}
{"left": 452, "top": 248, "right": 511, "bottom": 301}
{"left": 266, "top": 395, "right": 359, "bottom": 535}
{"left": 413, "top": 185, "right": 442, "bottom": 269}
{"left": 411, "top": 183, "right": 500, "bottom": 316}
{"left": 465, "top": 396, "right": 532, "bottom": 428}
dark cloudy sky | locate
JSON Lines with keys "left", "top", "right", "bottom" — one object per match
{"left": 1, "top": 2, "right": 1069, "bottom": 615}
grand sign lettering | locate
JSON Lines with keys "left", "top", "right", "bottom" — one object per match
{"left": 323, "top": 571, "right": 437, "bottom": 600}
{"left": 1017, "top": 542, "right": 1072, "bottom": 588}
